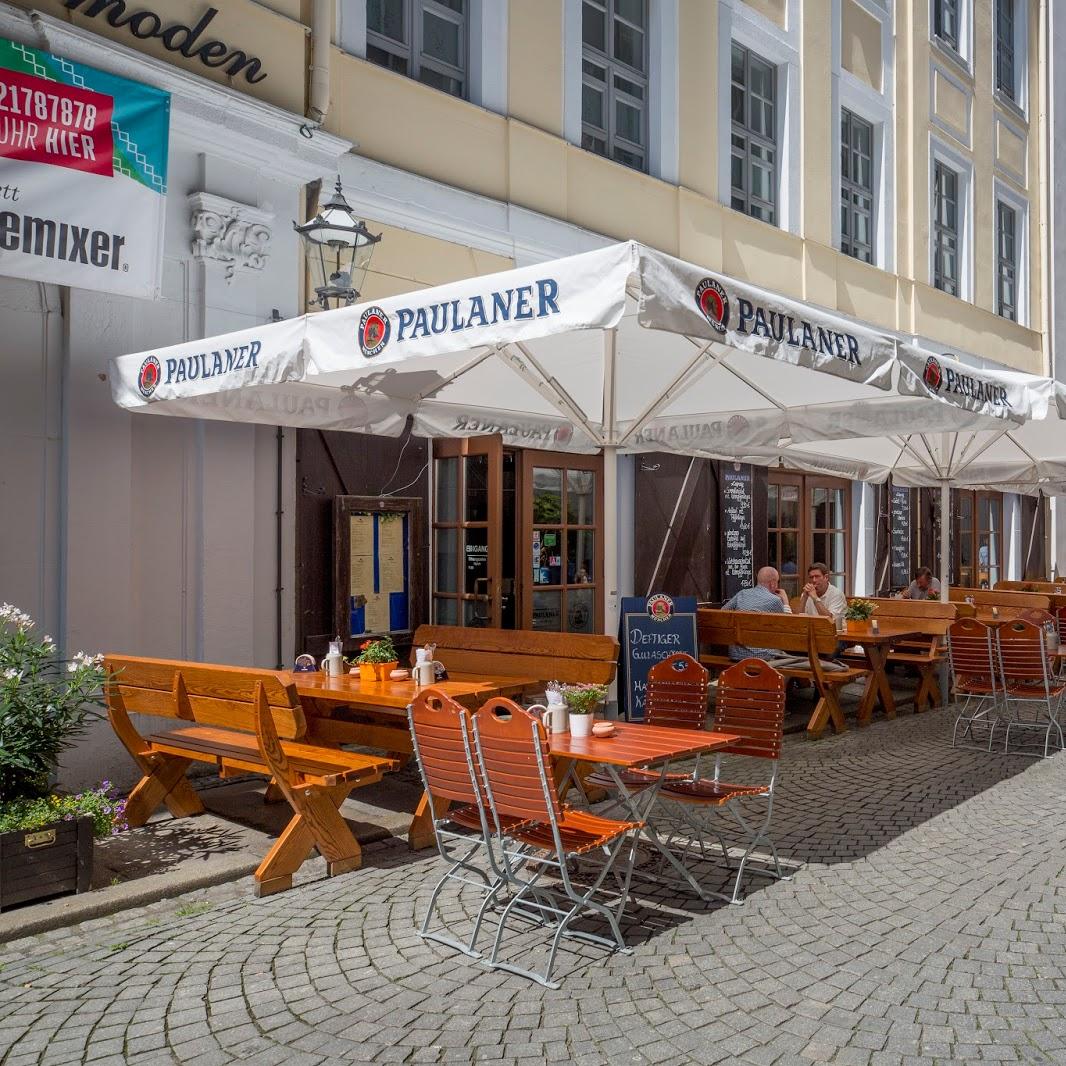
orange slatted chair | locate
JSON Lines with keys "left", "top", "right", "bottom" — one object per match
{"left": 655, "top": 658, "right": 791, "bottom": 904}
{"left": 947, "top": 618, "right": 1003, "bottom": 750}
{"left": 407, "top": 689, "right": 525, "bottom": 958}
{"left": 584, "top": 652, "right": 710, "bottom": 796}
{"left": 472, "top": 698, "right": 643, "bottom": 989}
{"left": 997, "top": 620, "right": 1066, "bottom": 758}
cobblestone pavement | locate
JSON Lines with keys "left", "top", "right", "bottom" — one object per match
{"left": 2, "top": 706, "right": 1066, "bottom": 1066}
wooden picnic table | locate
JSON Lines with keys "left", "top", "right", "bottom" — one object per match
{"left": 839, "top": 621, "right": 925, "bottom": 723}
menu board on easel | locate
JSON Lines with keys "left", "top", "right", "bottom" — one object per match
{"left": 720, "top": 465, "right": 754, "bottom": 600}
{"left": 334, "top": 495, "right": 424, "bottom": 651}
{"left": 889, "top": 485, "right": 912, "bottom": 590}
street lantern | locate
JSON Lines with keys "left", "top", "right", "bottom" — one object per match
{"left": 294, "top": 176, "right": 381, "bottom": 310}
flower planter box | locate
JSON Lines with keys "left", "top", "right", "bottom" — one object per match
{"left": 0, "top": 815, "right": 93, "bottom": 911}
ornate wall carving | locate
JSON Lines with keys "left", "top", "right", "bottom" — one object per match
{"left": 188, "top": 192, "right": 274, "bottom": 282}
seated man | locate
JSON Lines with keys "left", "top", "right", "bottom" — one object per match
{"left": 800, "top": 562, "right": 848, "bottom": 624}
{"left": 898, "top": 566, "right": 941, "bottom": 600}
{"left": 721, "top": 565, "right": 791, "bottom": 661}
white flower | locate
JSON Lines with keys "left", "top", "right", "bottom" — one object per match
{"left": 2, "top": 668, "right": 21, "bottom": 681}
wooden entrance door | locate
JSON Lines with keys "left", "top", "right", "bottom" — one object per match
{"left": 520, "top": 450, "right": 604, "bottom": 633}
{"left": 431, "top": 436, "right": 503, "bottom": 628}
{"left": 768, "top": 471, "right": 851, "bottom": 595}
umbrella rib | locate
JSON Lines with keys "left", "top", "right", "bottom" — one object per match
{"left": 616, "top": 337, "right": 720, "bottom": 447}
{"left": 495, "top": 342, "right": 606, "bottom": 446}
{"left": 917, "top": 434, "right": 945, "bottom": 478}
{"left": 950, "top": 424, "right": 1011, "bottom": 478}
{"left": 716, "top": 351, "right": 789, "bottom": 412}
{"left": 412, "top": 346, "right": 495, "bottom": 402}
{"left": 893, "top": 434, "right": 941, "bottom": 479}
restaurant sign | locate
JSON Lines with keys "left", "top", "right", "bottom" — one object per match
{"left": 0, "top": 37, "right": 169, "bottom": 298}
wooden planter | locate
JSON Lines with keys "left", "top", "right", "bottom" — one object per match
{"left": 0, "top": 815, "right": 92, "bottom": 911}
{"left": 358, "top": 660, "right": 398, "bottom": 682}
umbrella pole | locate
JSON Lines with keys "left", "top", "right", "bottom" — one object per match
{"left": 939, "top": 479, "right": 950, "bottom": 603}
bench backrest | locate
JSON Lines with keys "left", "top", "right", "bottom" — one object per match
{"left": 995, "top": 580, "right": 1066, "bottom": 594}
{"left": 104, "top": 655, "right": 306, "bottom": 740}
{"left": 410, "top": 625, "right": 618, "bottom": 686}
{"left": 863, "top": 598, "right": 957, "bottom": 637}
{"left": 697, "top": 609, "right": 839, "bottom": 657}
{"left": 948, "top": 587, "right": 1051, "bottom": 610}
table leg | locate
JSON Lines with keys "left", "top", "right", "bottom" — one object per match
{"left": 857, "top": 646, "right": 894, "bottom": 725}
{"left": 408, "top": 791, "right": 450, "bottom": 851}
{"left": 604, "top": 763, "right": 711, "bottom": 902}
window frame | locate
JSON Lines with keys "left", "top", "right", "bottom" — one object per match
{"left": 365, "top": 0, "right": 470, "bottom": 100}
{"left": 933, "top": 159, "right": 960, "bottom": 296}
{"left": 730, "top": 41, "right": 779, "bottom": 226}
{"left": 995, "top": 0, "right": 1016, "bottom": 101}
{"left": 932, "top": 0, "right": 960, "bottom": 52}
{"left": 993, "top": 179, "right": 1029, "bottom": 327}
{"left": 929, "top": 138, "right": 974, "bottom": 301}
{"left": 996, "top": 199, "right": 1018, "bottom": 322}
{"left": 840, "top": 107, "right": 875, "bottom": 264}
{"left": 580, "top": 0, "right": 650, "bottom": 174}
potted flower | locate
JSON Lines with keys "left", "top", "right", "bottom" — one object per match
{"left": 0, "top": 603, "right": 122, "bottom": 910}
{"left": 560, "top": 683, "right": 608, "bottom": 738}
{"left": 844, "top": 598, "right": 877, "bottom": 622}
{"left": 351, "top": 636, "right": 399, "bottom": 682}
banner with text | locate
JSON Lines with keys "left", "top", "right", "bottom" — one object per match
{"left": 0, "top": 37, "right": 169, "bottom": 298}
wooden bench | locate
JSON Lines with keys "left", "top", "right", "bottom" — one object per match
{"left": 697, "top": 610, "right": 869, "bottom": 739}
{"left": 105, "top": 656, "right": 398, "bottom": 896}
{"left": 995, "top": 580, "right": 1066, "bottom": 594}
{"left": 949, "top": 587, "right": 1052, "bottom": 611}
{"left": 853, "top": 598, "right": 956, "bottom": 712}
{"left": 410, "top": 625, "right": 618, "bottom": 688}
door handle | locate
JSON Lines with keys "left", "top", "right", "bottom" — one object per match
{"left": 472, "top": 577, "right": 492, "bottom": 623}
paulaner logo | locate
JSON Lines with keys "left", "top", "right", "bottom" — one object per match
{"left": 923, "top": 356, "right": 943, "bottom": 391}
{"left": 138, "top": 355, "right": 160, "bottom": 397}
{"left": 695, "top": 277, "right": 729, "bottom": 334}
{"left": 161, "top": 340, "right": 261, "bottom": 385}
{"left": 359, "top": 307, "right": 390, "bottom": 358}
{"left": 924, "top": 354, "right": 1011, "bottom": 408}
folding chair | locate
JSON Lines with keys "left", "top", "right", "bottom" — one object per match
{"left": 584, "top": 652, "right": 709, "bottom": 798}
{"left": 997, "top": 620, "right": 1066, "bottom": 758}
{"left": 472, "top": 697, "right": 643, "bottom": 989}
{"left": 655, "top": 657, "right": 790, "bottom": 904}
{"left": 948, "top": 618, "right": 1003, "bottom": 750}
{"left": 407, "top": 688, "right": 521, "bottom": 958}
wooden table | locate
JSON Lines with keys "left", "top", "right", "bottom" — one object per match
{"left": 549, "top": 722, "right": 739, "bottom": 901}
{"left": 286, "top": 671, "right": 539, "bottom": 848}
{"left": 839, "top": 621, "right": 925, "bottom": 724}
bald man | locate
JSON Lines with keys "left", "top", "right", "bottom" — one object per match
{"left": 721, "top": 566, "right": 792, "bottom": 661}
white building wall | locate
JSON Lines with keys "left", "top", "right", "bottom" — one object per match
{"left": 0, "top": 12, "right": 348, "bottom": 789}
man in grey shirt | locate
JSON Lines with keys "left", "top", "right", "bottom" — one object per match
{"left": 721, "top": 565, "right": 791, "bottom": 661}
{"left": 898, "top": 566, "right": 941, "bottom": 600}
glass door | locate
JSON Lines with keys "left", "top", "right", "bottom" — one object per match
{"left": 520, "top": 451, "right": 603, "bottom": 633}
{"left": 432, "top": 436, "right": 503, "bottom": 628}
{"left": 767, "top": 471, "right": 851, "bottom": 595}
{"left": 809, "top": 477, "right": 849, "bottom": 592}
{"left": 767, "top": 473, "right": 802, "bottom": 599}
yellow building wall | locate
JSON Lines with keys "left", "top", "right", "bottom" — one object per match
{"left": 6, "top": 0, "right": 1046, "bottom": 374}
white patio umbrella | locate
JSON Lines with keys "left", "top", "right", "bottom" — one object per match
{"left": 110, "top": 242, "right": 1054, "bottom": 623}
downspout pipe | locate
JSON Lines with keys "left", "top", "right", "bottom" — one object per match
{"left": 307, "top": 0, "right": 331, "bottom": 125}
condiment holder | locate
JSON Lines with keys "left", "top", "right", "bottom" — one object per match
{"left": 591, "top": 721, "right": 616, "bottom": 738}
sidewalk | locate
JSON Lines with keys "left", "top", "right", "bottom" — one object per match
{"left": 1, "top": 705, "right": 1061, "bottom": 1065}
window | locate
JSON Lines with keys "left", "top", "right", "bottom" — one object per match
{"left": 366, "top": 0, "right": 468, "bottom": 99}
{"left": 995, "top": 0, "right": 1015, "bottom": 100}
{"left": 840, "top": 109, "right": 874, "bottom": 264}
{"left": 933, "top": 160, "right": 959, "bottom": 295}
{"left": 731, "top": 43, "right": 777, "bottom": 225}
{"left": 996, "top": 200, "right": 1017, "bottom": 321}
{"left": 767, "top": 473, "right": 851, "bottom": 599}
{"left": 953, "top": 490, "right": 1002, "bottom": 589}
{"left": 581, "top": 0, "right": 648, "bottom": 172}
{"left": 933, "top": 0, "right": 959, "bottom": 52}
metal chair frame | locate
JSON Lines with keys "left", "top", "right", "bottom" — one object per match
{"left": 997, "top": 620, "right": 1066, "bottom": 759}
{"left": 948, "top": 619, "right": 1004, "bottom": 751}
{"left": 653, "top": 658, "right": 791, "bottom": 905}
{"left": 472, "top": 698, "right": 642, "bottom": 990}
{"left": 407, "top": 690, "right": 517, "bottom": 959}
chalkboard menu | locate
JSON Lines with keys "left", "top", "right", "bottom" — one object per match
{"left": 721, "top": 465, "right": 754, "bottom": 600}
{"left": 619, "top": 594, "right": 698, "bottom": 721}
{"left": 889, "top": 485, "right": 911, "bottom": 590}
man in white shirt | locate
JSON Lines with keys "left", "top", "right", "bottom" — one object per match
{"left": 800, "top": 562, "right": 848, "bottom": 623}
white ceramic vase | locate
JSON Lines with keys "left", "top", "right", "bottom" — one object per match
{"left": 569, "top": 712, "right": 594, "bottom": 738}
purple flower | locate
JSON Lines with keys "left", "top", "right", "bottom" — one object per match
{"left": 63, "top": 814, "right": 74, "bottom": 821}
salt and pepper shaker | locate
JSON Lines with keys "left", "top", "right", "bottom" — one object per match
{"left": 870, "top": 618, "right": 880, "bottom": 635}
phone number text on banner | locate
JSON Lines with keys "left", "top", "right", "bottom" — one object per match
{"left": 0, "top": 37, "right": 169, "bottom": 298}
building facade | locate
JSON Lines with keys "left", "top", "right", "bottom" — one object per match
{"left": 0, "top": 0, "right": 1052, "bottom": 785}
